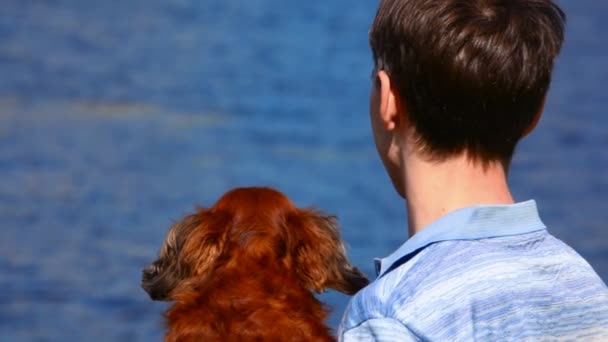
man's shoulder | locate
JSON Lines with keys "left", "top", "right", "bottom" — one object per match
{"left": 368, "top": 230, "right": 608, "bottom": 305}
{"left": 342, "top": 230, "right": 608, "bottom": 340}
{"left": 342, "top": 241, "right": 460, "bottom": 325}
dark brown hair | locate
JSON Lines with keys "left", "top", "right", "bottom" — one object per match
{"left": 370, "top": 0, "right": 566, "bottom": 166}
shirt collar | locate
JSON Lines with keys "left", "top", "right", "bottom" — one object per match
{"left": 375, "top": 200, "right": 546, "bottom": 277}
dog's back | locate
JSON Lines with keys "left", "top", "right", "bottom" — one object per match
{"left": 164, "top": 260, "right": 336, "bottom": 341}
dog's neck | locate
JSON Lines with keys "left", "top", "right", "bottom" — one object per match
{"left": 177, "top": 261, "right": 323, "bottom": 309}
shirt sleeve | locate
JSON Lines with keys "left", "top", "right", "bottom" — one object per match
{"left": 339, "top": 318, "right": 421, "bottom": 342}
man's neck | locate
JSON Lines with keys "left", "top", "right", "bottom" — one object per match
{"left": 402, "top": 152, "right": 514, "bottom": 237}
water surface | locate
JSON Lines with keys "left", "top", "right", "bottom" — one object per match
{"left": 0, "top": 1, "right": 606, "bottom": 340}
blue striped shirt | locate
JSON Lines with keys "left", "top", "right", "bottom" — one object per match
{"left": 339, "top": 201, "right": 608, "bottom": 341}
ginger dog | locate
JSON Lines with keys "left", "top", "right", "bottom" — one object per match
{"left": 142, "top": 187, "right": 369, "bottom": 341}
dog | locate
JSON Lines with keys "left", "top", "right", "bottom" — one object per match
{"left": 142, "top": 187, "right": 369, "bottom": 341}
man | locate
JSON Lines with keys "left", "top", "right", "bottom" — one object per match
{"left": 339, "top": 0, "right": 608, "bottom": 340}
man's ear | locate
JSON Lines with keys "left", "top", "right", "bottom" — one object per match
{"left": 377, "top": 70, "right": 401, "bottom": 131}
{"left": 522, "top": 97, "right": 546, "bottom": 138}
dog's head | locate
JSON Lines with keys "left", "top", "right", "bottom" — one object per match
{"left": 141, "top": 187, "right": 369, "bottom": 301}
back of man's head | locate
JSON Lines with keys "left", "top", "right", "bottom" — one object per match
{"left": 370, "top": 0, "right": 566, "bottom": 167}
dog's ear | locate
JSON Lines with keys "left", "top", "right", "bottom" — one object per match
{"left": 142, "top": 208, "right": 230, "bottom": 301}
{"left": 179, "top": 209, "right": 230, "bottom": 278}
{"left": 288, "top": 210, "right": 369, "bottom": 295}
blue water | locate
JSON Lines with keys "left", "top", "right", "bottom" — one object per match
{"left": 0, "top": 1, "right": 606, "bottom": 341}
